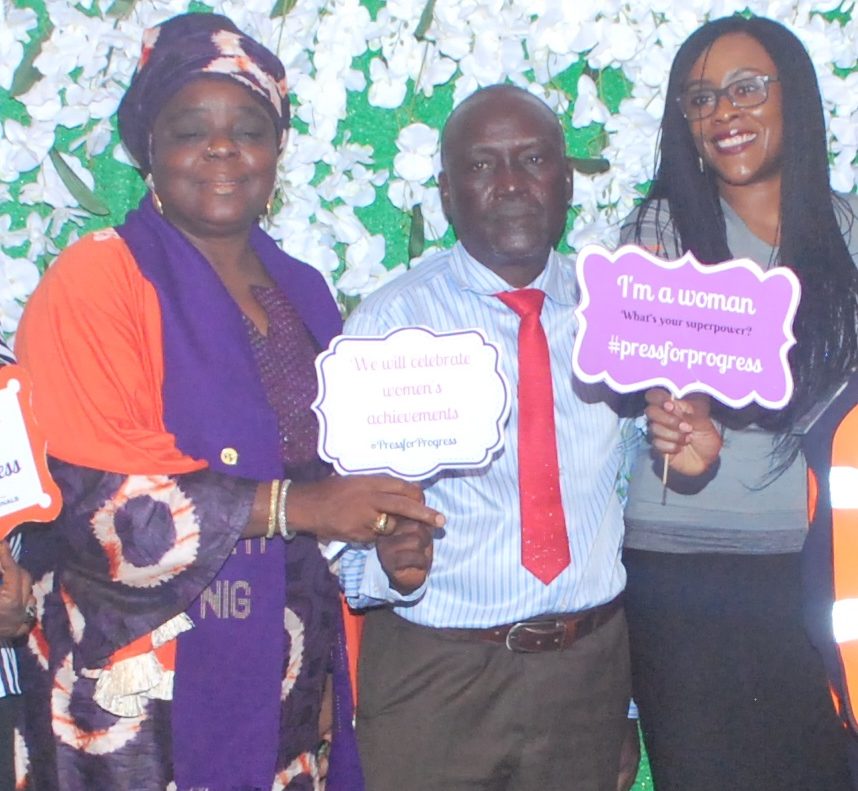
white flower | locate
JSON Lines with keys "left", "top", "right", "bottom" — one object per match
{"left": 458, "top": 33, "right": 526, "bottom": 88}
{"left": 314, "top": 0, "right": 372, "bottom": 69}
{"left": 820, "top": 72, "right": 858, "bottom": 118}
{"left": 0, "top": 120, "right": 54, "bottom": 181}
{"left": 831, "top": 116, "right": 858, "bottom": 151}
{"left": 0, "top": 253, "right": 40, "bottom": 333}
{"left": 345, "top": 233, "right": 386, "bottom": 271}
{"left": 387, "top": 180, "right": 426, "bottom": 212}
{"left": 0, "top": 301, "right": 23, "bottom": 335}
{"left": 572, "top": 75, "right": 610, "bottom": 128}
{"left": 393, "top": 123, "right": 439, "bottom": 183}
{"left": 417, "top": 51, "right": 457, "bottom": 97}
{"left": 567, "top": 212, "right": 621, "bottom": 253}
{"left": 64, "top": 84, "right": 123, "bottom": 123}
{"left": 44, "top": 207, "right": 87, "bottom": 247}
{"left": 112, "top": 141, "right": 136, "bottom": 168}
{"left": 368, "top": 58, "right": 408, "bottom": 109}
{"left": 527, "top": 6, "right": 599, "bottom": 58}
{"left": 69, "top": 118, "right": 115, "bottom": 158}
{"left": 831, "top": 156, "right": 857, "bottom": 194}
{"left": 586, "top": 18, "right": 643, "bottom": 68}
{"left": 0, "top": 216, "right": 30, "bottom": 251}
{"left": 0, "top": 253, "right": 39, "bottom": 300}
{"left": 420, "top": 186, "right": 450, "bottom": 242}
{"left": 16, "top": 78, "right": 65, "bottom": 123}
{"left": 603, "top": 99, "right": 663, "bottom": 187}
{"left": 36, "top": 9, "right": 128, "bottom": 83}
{"left": 317, "top": 205, "right": 371, "bottom": 246}
{"left": 0, "top": 6, "right": 37, "bottom": 91}
{"left": 338, "top": 234, "right": 395, "bottom": 297}
{"left": 317, "top": 165, "right": 381, "bottom": 208}
{"left": 276, "top": 225, "right": 341, "bottom": 286}
{"left": 292, "top": 72, "right": 351, "bottom": 143}
{"left": 18, "top": 152, "right": 96, "bottom": 211}
{"left": 0, "top": 212, "right": 52, "bottom": 261}
{"left": 384, "top": 0, "right": 427, "bottom": 22}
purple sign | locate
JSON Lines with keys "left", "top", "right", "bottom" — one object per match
{"left": 572, "top": 244, "right": 801, "bottom": 408}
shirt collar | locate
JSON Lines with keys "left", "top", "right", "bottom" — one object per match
{"left": 448, "top": 242, "right": 578, "bottom": 306}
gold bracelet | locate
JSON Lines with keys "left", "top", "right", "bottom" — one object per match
{"left": 266, "top": 479, "right": 280, "bottom": 539}
{"left": 277, "top": 479, "right": 295, "bottom": 540}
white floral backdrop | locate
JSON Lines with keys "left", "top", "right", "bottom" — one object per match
{"left": 1, "top": 0, "right": 857, "bottom": 342}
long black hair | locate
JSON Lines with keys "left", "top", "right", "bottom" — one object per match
{"left": 636, "top": 15, "right": 858, "bottom": 440}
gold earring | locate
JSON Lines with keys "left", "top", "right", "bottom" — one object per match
{"left": 145, "top": 174, "right": 164, "bottom": 216}
{"left": 264, "top": 188, "right": 285, "bottom": 219}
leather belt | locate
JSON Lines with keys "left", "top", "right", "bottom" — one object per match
{"left": 435, "top": 594, "right": 623, "bottom": 653}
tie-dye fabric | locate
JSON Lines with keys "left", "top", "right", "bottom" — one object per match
{"left": 18, "top": 465, "right": 340, "bottom": 791}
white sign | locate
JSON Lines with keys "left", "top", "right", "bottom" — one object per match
{"left": 312, "top": 326, "right": 510, "bottom": 480}
{"left": 0, "top": 367, "right": 61, "bottom": 535}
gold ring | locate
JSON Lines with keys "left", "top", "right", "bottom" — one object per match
{"left": 372, "top": 512, "right": 393, "bottom": 535}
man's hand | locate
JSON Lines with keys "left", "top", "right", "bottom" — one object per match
{"left": 617, "top": 719, "right": 641, "bottom": 791}
{"left": 0, "top": 541, "right": 34, "bottom": 639}
{"left": 645, "top": 388, "right": 722, "bottom": 477}
{"left": 376, "top": 519, "right": 434, "bottom": 594}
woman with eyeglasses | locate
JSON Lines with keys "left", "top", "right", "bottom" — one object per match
{"left": 619, "top": 16, "right": 858, "bottom": 791}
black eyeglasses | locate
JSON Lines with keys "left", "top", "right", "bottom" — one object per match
{"left": 677, "top": 75, "right": 780, "bottom": 120}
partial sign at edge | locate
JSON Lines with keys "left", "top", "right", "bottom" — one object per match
{"left": 0, "top": 365, "right": 62, "bottom": 537}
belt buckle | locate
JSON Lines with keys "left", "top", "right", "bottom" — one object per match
{"left": 504, "top": 619, "right": 565, "bottom": 653}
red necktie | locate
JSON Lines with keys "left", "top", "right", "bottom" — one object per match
{"left": 497, "top": 289, "right": 570, "bottom": 585}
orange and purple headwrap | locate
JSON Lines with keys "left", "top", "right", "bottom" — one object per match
{"left": 117, "top": 13, "right": 289, "bottom": 173}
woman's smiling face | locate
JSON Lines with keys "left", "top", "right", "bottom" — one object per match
{"left": 684, "top": 32, "right": 783, "bottom": 192}
{"left": 148, "top": 77, "right": 280, "bottom": 241}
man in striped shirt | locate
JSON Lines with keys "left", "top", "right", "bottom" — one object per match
{"left": 340, "top": 85, "right": 720, "bottom": 791}
{"left": 0, "top": 338, "right": 35, "bottom": 788}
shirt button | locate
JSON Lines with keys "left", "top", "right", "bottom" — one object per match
{"left": 220, "top": 447, "right": 239, "bottom": 465}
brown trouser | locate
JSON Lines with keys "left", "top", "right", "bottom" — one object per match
{"left": 356, "top": 606, "right": 631, "bottom": 791}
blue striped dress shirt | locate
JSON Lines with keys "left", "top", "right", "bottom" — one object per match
{"left": 0, "top": 339, "right": 23, "bottom": 696}
{"left": 340, "top": 243, "right": 639, "bottom": 628}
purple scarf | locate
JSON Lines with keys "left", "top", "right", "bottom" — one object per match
{"left": 117, "top": 197, "right": 362, "bottom": 791}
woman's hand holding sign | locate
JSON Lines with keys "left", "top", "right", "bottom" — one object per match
{"left": 645, "top": 388, "right": 722, "bottom": 477}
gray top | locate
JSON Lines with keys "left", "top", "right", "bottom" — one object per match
{"left": 620, "top": 193, "right": 858, "bottom": 554}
